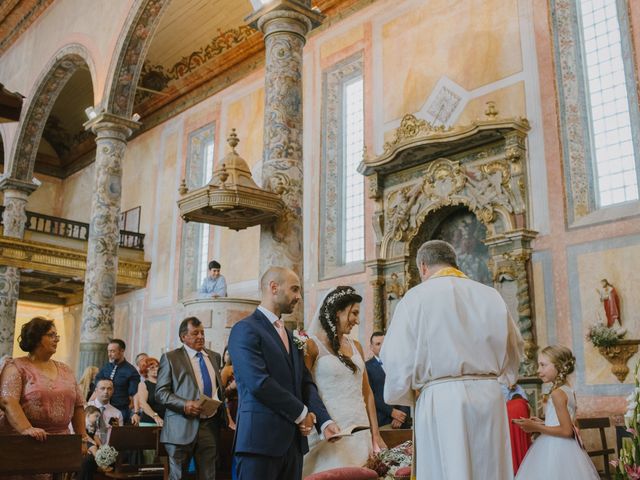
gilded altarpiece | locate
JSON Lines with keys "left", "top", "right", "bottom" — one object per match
{"left": 360, "top": 114, "right": 538, "bottom": 375}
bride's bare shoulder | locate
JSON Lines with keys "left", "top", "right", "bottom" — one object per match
{"left": 306, "top": 337, "right": 319, "bottom": 357}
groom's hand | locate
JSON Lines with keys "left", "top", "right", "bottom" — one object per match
{"left": 298, "top": 412, "right": 316, "bottom": 436}
{"left": 323, "top": 422, "right": 341, "bottom": 442}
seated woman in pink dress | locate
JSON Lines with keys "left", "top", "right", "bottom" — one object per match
{"left": 0, "top": 317, "right": 86, "bottom": 442}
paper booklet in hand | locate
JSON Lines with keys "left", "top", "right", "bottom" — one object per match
{"left": 331, "top": 424, "right": 370, "bottom": 438}
{"left": 199, "top": 395, "right": 222, "bottom": 417}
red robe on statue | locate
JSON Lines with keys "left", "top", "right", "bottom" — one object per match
{"left": 507, "top": 398, "right": 532, "bottom": 474}
{"left": 603, "top": 286, "right": 621, "bottom": 328}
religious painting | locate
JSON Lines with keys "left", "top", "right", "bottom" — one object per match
{"left": 433, "top": 210, "right": 492, "bottom": 286}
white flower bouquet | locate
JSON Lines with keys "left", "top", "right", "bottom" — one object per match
{"left": 94, "top": 445, "right": 118, "bottom": 470}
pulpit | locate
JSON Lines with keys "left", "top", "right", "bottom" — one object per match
{"left": 182, "top": 297, "right": 259, "bottom": 354}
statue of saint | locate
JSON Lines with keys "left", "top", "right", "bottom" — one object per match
{"left": 597, "top": 279, "right": 621, "bottom": 328}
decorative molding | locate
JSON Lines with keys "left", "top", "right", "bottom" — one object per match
{"left": 320, "top": 52, "right": 364, "bottom": 280}
{"left": 136, "top": 25, "right": 261, "bottom": 103}
{"left": 551, "top": 0, "right": 640, "bottom": 224}
{"left": 0, "top": 0, "right": 54, "bottom": 56}
{"left": 362, "top": 114, "right": 538, "bottom": 374}
{"left": 106, "top": 0, "right": 172, "bottom": 117}
{"left": 9, "top": 45, "right": 91, "bottom": 182}
{"left": 597, "top": 340, "right": 640, "bottom": 383}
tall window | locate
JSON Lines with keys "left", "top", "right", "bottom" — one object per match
{"left": 320, "top": 53, "right": 364, "bottom": 279}
{"left": 342, "top": 76, "right": 365, "bottom": 263}
{"left": 578, "top": 0, "right": 639, "bottom": 206}
{"left": 179, "top": 124, "right": 214, "bottom": 299}
{"left": 196, "top": 139, "right": 215, "bottom": 286}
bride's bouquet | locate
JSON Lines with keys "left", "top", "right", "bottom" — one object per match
{"left": 365, "top": 440, "right": 412, "bottom": 479}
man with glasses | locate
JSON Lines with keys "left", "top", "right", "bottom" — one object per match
{"left": 93, "top": 339, "right": 140, "bottom": 424}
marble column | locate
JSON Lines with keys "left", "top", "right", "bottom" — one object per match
{"left": 250, "top": 2, "right": 323, "bottom": 326}
{"left": 0, "top": 178, "right": 36, "bottom": 357}
{"left": 78, "top": 113, "right": 139, "bottom": 373}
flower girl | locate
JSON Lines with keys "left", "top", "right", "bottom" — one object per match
{"left": 513, "top": 345, "right": 599, "bottom": 479}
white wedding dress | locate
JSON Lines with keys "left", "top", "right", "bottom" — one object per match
{"left": 515, "top": 385, "right": 599, "bottom": 479}
{"left": 302, "top": 335, "right": 373, "bottom": 477}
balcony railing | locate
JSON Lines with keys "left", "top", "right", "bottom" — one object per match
{"left": 0, "top": 207, "right": 145, "bottom": 250}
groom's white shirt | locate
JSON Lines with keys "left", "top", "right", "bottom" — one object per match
{"left": 257, "top": 305, "right": 333, "bottom": 435}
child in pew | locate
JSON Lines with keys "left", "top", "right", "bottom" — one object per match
{"left": 84, "top": 405, "right": 102, "bottom": 455}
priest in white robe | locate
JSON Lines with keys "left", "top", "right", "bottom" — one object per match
{"left": 381, "top": 240, "right": 523, "bottom": 480}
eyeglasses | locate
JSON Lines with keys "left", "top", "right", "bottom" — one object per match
{"left": 44, "top": 332, "right": 61, "bottom": 340}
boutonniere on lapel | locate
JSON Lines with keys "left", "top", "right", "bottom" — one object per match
{"left": 292, "top": 329, "right": 310, "bottom": 355}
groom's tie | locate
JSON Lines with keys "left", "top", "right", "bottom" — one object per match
{"left": 274, "top": 319, "right": 290, "bottom": 353}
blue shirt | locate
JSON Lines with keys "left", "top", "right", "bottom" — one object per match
{"left": 198, "top": 274, "right": 227, "bottom": 297}
{"left": 95, "top": 359, "right": 139, "bottom": 410}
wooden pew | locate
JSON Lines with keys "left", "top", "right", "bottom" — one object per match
{"left": 576, "top": 417, "right": 615, "bottom": 480}
{"left": 380, "top": 429, "right": 412, "bottom": 449}
{"left": 94, "top": 426, "right": 164, "bottom": 480}
{"left": 0, "top": 434, "right": 82, "bottom": 475}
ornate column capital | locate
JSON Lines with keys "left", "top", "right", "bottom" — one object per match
{"left": 248, "top": 0, "right": 324, "bottom": 39}
{"left": 0, "top": 177, "right": 36, "bottom": 239}
{"left": 84, "top": 112, "right": 141, "bottom": 140}
{"left": 0, "top": 176, "right": 38, "bottom": 196}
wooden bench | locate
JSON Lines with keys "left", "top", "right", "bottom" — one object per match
{"left": 0, "top": 434, "right": 82, "bottom": 476}
{"left": 380, "top": 429, "right": 412, "bottom": 449}
{"left": 577, "top": 417, "right": 615, "bottom": 480}
{"left": 94, "top": 426, "right": 164, "bottom": 480}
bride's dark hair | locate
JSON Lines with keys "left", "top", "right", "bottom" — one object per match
{"left": 319, "top": 286, "right": 362, "bottom": 374}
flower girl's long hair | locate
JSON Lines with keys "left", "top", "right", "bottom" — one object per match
{"left": 540, "top": 344, "right": 576, "bottom": 403}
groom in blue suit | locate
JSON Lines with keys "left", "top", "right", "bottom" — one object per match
{"left": 229, "top": 266, "right": 340, "bottom": 480}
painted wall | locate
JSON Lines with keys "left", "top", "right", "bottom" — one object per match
{"left": 2, "top": 0, "right": 640, "bottom": 421}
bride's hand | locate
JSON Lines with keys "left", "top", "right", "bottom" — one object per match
{"left": 372, "top": 433, "right": 386, "bottom": 453}
{"left": 323, "top": 422, "right": 341, "bottom": 442}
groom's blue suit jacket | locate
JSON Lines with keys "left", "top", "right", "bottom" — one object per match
{"left": 229, "top": 309, "right": 331, "bottom": 457}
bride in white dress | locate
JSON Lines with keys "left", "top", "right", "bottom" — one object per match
{"left": 302, "top": 286, "right": 386, "bottom": 477}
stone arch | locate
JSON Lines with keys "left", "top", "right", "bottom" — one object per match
{"left": 8, "top": 44, "right": 96, "bottom": 181}
{"left": 102, "top": 0, "right": 172, "bottom": 117}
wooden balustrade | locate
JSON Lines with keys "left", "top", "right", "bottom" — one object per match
{"left": 0, "top": 206, "right": 145, "bottom": 250}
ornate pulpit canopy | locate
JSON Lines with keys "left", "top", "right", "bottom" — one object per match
{"left": 177, "top": 129, "right": 284, "bottom": 231}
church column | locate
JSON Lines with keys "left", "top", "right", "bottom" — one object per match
{"left": 0, "top": 178, "right": 37, "bottom": 356}
{"left": 78, "top": 113, "right": 139, "bottom": 373}
{"left": 249, "top": 2, "right": 323, "bottom": 325}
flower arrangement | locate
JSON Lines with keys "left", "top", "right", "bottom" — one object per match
{"left": 587, "top": 322, "right": 625, "bottom": 347}
{"left": 94, "top": 445, "right": 118, "bottom": 470}
{"left": 612, "top": 360, "right": 640, "bottom": 478}
{"left": 364, "top": 440, "right": 413, "bottom": 479}
{"left": 292, "top": 329, "right": 309, "bottom": 354}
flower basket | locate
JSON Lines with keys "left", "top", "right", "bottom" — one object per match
{"left": 364, "top": 440, "right": 412, "bottom": 480}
